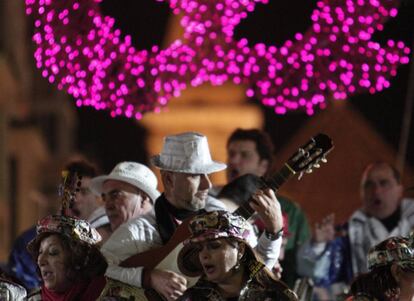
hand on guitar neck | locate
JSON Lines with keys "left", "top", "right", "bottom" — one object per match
{"left": 249, "top": 188, "right": 283, "bottom": 235}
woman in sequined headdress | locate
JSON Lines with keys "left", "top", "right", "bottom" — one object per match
{"left": 25, "top": 171, "right": 108, "bottom": 300}
{"left": 176, "top": 210, "right": 297, "bottom": 301}
{"left": 346, "top": 233, "right": 414, "bottom": 301}
{"left": 26, "top": 215, "right": 107, "bottom": 300}
{"left": 26, "top": 215, "right": 108, "bottom": 300}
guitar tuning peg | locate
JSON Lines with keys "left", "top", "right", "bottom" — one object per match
{"left": 298, "top": 171, "right": 304, "bottom": 180}
{"left": 313, "top": 163, "right": 320, "bottom": 168}
{"left": 321, "top": 157, "right": 327, "bottom": 163}
{"left": 305, "top": 168, "right": 313, "bottom": 174}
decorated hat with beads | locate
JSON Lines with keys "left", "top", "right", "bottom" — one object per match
{"left": 28, "top": 170, "right": 102, "bottom": 253}
{"left": 367, "top": 233, "right": 414, "bottom": 271}
{"left": 27, "top": 215, "right": 102, "bottom": 254}
{"left": 37, "top": 214, "right": 101, "bottom": 244}
{"left": 186, "top": 210, "right": 252, "bottom": 243}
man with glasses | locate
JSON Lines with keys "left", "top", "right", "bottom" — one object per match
{"left": 90, "top": 161, "right": 161, "bottom": 299}
{"left": 90, "top": 161, "right": 160, "bottom": 231}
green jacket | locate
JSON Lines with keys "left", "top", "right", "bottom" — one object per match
{"left": 278, "top": 195, "right": 311, "bottom": 288}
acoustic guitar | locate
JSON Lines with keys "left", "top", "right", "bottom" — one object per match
{"left": 102, "top": 133, "right": 334, "bottom": 301}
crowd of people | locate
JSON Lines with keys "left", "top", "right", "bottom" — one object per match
{"left": 0, "top": 128, "right": 413, "bottom": 301}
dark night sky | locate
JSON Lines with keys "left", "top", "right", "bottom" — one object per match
{"left": 75, "top": 0, "right": 414, "bottom": 172}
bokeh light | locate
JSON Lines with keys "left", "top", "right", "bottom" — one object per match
{"left": 25, "top": 0, "right": 410, "bottom": 118}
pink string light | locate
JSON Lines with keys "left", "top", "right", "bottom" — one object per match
{"left": 26, "top": 0, "right": 410, "bottom": 118}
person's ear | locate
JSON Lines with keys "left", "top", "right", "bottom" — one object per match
{"left": 396, "top": 183, "right": 403, "bottom": 199}
{"left": 258, "top": 159, "right": 269, "bottom": 176}
{"left": 161, "top": 171, "right": 174, "bottom": 190}
{"left": 141, "top": 195, "right": 152, "bottom": 208}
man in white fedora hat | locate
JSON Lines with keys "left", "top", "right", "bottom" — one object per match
{"left": 98, "top": 132, "right": 284, "bottom": 301}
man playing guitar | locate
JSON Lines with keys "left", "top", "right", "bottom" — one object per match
{"left": 99, "top": 132, "right": 284, "bottom": 301}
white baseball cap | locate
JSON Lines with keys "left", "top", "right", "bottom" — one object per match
{"left": 90, "top": 161, "right": 160, "bottom": 202}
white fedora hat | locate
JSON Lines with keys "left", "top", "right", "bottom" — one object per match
{"left": 90, "top": 162, "right": 160, "bottom": 202}
{"left": 151, "top": 132, "right": 226, "bottom": 174}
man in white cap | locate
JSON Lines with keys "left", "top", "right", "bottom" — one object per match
{"left": 90, "top": 161, "right": 161, "bottom": 296}
{"left": 90, "top": 161, "right": 160, "bottom": 231}
{"left": 97, "top": 132, "right": 284, "bottom": 301}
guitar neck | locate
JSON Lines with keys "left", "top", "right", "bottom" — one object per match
{"left": 234, "top": 163, "right": 295, "bottom": 220}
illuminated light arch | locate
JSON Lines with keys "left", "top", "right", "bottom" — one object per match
{"left": 25, "top": 0, "right": 410, "bottom": 118}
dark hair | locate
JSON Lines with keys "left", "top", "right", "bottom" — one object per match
{"left": 227, "top": 129, "right": 274, "bottom": 172}
{"left": 225, "top": 238, "right": 276, "bottom": 283}
{"left": 63, "top": 158, "right": 99, "bottom": 178}
{"left": 237, "top": 240, "right": 296, "bottom": 301}
{"left": 218, "top": 174, "right": 263, "bottom": 205}
{"left": 363, "top": 161, "right": 401, "bottom": 184}
{"left": 29, "top": 232, "right": 107, "bottom": 282}
{"left": 350, "top": 265, "right": 399, "bottom": 301}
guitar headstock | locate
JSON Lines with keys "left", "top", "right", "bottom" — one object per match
{"left": 286, "top": 133, "right": 334, "bottom": 179}
{"left": 59, "top": 170, "right": 82, "bottom": 215}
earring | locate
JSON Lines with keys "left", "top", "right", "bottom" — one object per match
{"left": 233, "top": 262, "right": 241, "bottom": 272}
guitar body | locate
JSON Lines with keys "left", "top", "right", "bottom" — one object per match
{"left": 97, "top": 278, "right": 148, "bottom": 301}
{"left": 116, "top": 218, "right": 199, "bottom": 301}
{"left": 109, "top": 133, "right": 333, "bottom": 301}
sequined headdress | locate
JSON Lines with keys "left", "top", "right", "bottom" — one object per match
{"left": 35, "top": 214, "right": 101, "bottom": 245}
{"left": 177, "top": 210, "right": 256, "bottom": 277}
{"left": 186, "top": 210, "right": 252, "bottom": 243}
{"left": 367, "top": 233, "right": 414, "bottom": 271}
{"left": 28, "top": 171, "right": 101, "bottom": 253}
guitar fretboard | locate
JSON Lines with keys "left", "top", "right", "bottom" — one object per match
{"left": 234, "top": 164, "right": 295, "bottom": 220}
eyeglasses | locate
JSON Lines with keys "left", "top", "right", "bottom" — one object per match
{"left": 101, "top": 189, "right": 142, "bottom": 203}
